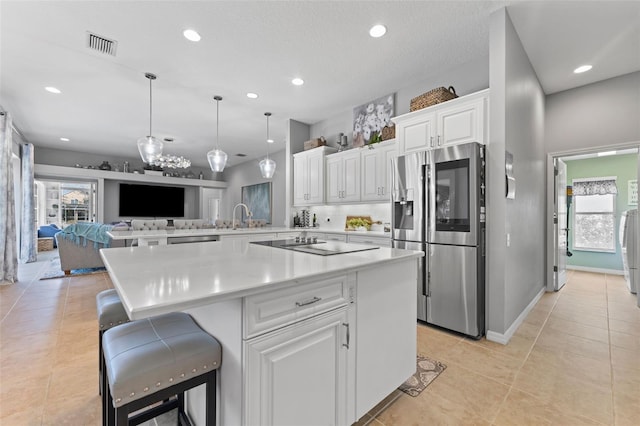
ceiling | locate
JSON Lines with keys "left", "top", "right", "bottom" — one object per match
{"left": 1, "top": 1, "right": 639, "bottom": 169}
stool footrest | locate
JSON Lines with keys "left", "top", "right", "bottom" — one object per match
{"left": 128, "top": 398, "right": 178, "bottom": 426}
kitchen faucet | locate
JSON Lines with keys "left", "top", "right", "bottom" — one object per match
{"left": 232, "top": 203, "right": 252, "bottom": 229}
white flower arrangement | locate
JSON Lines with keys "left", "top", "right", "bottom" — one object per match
{"left": 353, "top": 94, "right": 395, "bottom": 147}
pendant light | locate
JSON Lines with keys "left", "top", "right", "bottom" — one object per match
{"left": 259, "top": 112, "right": 276, "bottom": 178}
{"left": 137, "top": 73, "right": 163, "bottom": 163}
{"left": 207, "top": 95, "right": 228, "bottom": 172}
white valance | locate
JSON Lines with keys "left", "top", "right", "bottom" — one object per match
{"left": 572, "top": 177, "right": 618, "bottom": 196}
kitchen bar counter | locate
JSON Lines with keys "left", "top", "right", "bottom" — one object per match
{"left": 100, "top": 240, "right": 420, "bottom": 425}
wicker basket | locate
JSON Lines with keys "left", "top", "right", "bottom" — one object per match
{"left": 381, "top": 125, "right": 395, "bottom": 141}
{"left": 37, "top": 237, "right": 54, "bottom": 252}
{"left": 410, "top": 86, "right": 458, "bottom": 112}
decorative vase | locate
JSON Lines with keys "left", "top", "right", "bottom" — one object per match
{"left": 98, "top": 161, "right": 112, "bottom": 171}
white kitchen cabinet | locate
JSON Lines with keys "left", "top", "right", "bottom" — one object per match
{"left": 276, "top": 231, "right": 302, "bottom": 239}
{"left": 244, "top": 271, "right": 355, "bottom": 426}
{"left": 355, "top": 261, "right": 416, "bottom": 419}
{"left": 360, "top": 140, "right": 396, "bottom": 201}
{"left": 393, "top": 89, "right": 489, "bottom": 155}
{"left": 324, "top": 233, "right": 347, "bottom": 242}
{"left": 326, "top": 149, "right": 360, "bottom": 204}
{"left": 347, "top": 234, "right": 391, "bottom": 247}
{"left": 293, "top": 146, "right": 336, "bottom": 206}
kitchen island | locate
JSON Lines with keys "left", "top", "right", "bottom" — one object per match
{"left": 100, "top": 239, "right": 422, "bottom": 425}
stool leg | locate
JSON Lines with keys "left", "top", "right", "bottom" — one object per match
{"left": 206, "top": 370, "right": 216, "bottom": 426}
{"left": 99, "top": 329, "right": 103, "bottom": 395}
{"left": 105, "top": 367, "right": 115, "bottom": 426}
{"left": 115, "top": 406, "right": 128, "bottom": 426}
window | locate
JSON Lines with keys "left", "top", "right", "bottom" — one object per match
{"left": 572, "top": 178, "right": 617, "bottom": 252}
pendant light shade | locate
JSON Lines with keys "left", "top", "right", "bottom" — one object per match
{"left": 137, "top": 73, "right": 163, "bottom": 163}
{"left": 259, "top": 112, "right": 276, "bottom": 178}
{"left": 207, "top": 95, "right": 227, "bottom": 172}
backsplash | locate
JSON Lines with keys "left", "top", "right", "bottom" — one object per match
{"left": 296, "top": 204, "right": 391, "bottom": 231}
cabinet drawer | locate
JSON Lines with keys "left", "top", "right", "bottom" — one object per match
{"left": 244, "top": 275, "right": 350, "bottom": 338}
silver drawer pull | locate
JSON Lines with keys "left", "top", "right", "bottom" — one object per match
{"left": 295, "top": 296, "right": 322, "bottom": 307}
{"left": 342, "top": 323, "right": 350, "bottom": 349}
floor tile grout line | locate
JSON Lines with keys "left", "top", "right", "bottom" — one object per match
{"left": 605, "top": 274, "right": 617, "bottom": 426}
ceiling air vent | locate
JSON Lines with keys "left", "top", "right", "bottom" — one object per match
{"left": 86, "top": 31, "right": 117, "bottom": 56}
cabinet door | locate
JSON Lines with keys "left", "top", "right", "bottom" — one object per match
{"left": 293, "top": 156, "right": 307, "bottom": 206}
{"left": 341, "top": 151, "right": 360, "bottom": 202}
{"left": 244, "top": 308, "right": 351, "bottom": 426}
{"left": 360, "top": 149, "right": 380, "bottom": 201}
{"left": 380, "top": 143, "right": 397, "bottom": 199}
{"left": 436, "top": 98, "right": 485, "bottom": 147}
{"left": 326, "top": 156, "right": 343, "bottom": 203}
{"left": 398, "top": 112, "right": 435, "bottom": 154}
{"left": 307, "top": 152, "right": 325, "bottom": 205}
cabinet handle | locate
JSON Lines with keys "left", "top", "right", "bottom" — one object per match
{"left": 295, "top": 296, "right": 322, "bottom": 307}
{"left": 342, "top": 323, "right": 350, "bottom": 349}
{"left": 437, "top": 135, "right": 441, "bottom": 146}
{"left": 430, "top": 136, "right": 434, "bottom": 147}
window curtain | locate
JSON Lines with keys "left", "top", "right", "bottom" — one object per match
{"left": 572, "top": 178, "right": 618, "bottom": 196}
{"left": 20, "top": 143, "right": 36, "bottom": 263}
{"left": 0, "top": 113, "right": 18, "bottom": 284}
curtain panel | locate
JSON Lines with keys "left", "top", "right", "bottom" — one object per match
{"left": 572, "top": 178, "right": 618, "bottom": 196}
{"left": 0, "top": 113, "right": 18, "bottom": 284}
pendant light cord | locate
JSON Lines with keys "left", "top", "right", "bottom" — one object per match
{"left": 148, "top": 76, "right": 153, "bottom": 137}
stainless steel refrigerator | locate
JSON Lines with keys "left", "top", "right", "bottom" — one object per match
{"left": 392, "top": 142, "right": 486, "bottom": 338}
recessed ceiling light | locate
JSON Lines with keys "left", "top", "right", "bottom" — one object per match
{"left": 369, "top": 24, "right": 387, "bottom": 38}
{"left": 183, "top": 29, "right": 201, "bottom": 42}
{"left": 267, "top": 138, "right": 274, "bottom": 144}
{"left": 45, "top": 86, "right": 61, "bottom": 94}
{"left": 60, "top": 137, "right": 70, "bottom": 142}
{"left": 292, "top": 78, "right": 304, "bottom": 86}
{"left": 246, "top": 92, "right": 259, "bottom": 99}
{"left": 574, "top": 65, "right": 592, "bottom": 74}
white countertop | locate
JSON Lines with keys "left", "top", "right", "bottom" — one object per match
{"left": 100, "top": 240, "right": 421, "bottom": 320}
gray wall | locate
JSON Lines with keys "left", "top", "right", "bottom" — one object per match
{"left": 220, "top": 149, "right": 286, "bottom": 226}
{"left": 546, "top": 71, "right": 640, "bottom": 153}
{"left": 309, "top": 55, "right": 490, "bottom": 150}
{"left": 487, "top": 8, "right": 546, "bottom": 336}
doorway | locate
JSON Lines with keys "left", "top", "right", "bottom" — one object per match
{"left": 547, "top": 147, "right": 639, "bottom": 291}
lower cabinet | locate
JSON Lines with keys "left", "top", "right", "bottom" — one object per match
{"left": 347, "top": 234, "right": 391, "bottom": 247}
{"left": 244, "top": 306, "right": 353, "bottom": 426}
{"left": 219, "top": 233, "right": 276, "bottom": 243}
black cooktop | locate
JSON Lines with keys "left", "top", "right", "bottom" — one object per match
{"left": 251, "top": 239, "right": 379, "bottom": 256}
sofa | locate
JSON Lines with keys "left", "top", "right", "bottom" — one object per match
{"left": 55, "top": 223, "right": 125, "bottom": 275}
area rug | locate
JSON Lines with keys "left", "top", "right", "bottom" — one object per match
{"left": 398, "top": 355, "right": 447, "bottom": 397}
{"left": 39, "top": 256, "right": 106, "bottom": 280}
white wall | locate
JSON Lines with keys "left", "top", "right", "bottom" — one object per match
{"left": 487, "top": 8, "right": 546, "bottom": 338}
{"left": 309, "top": 56, "right": 490, "bottom": 151}
{"left": 545, "top": 71, "right": 640, "bottom": 154}
{"left": 220, "top": 149, "right": 287, "bottom": 226}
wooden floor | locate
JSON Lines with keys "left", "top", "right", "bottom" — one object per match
{"left": 1, "top": 252, "right": 639, "bottom": 425}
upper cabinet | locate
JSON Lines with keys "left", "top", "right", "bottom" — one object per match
{"left": 360, "top": 140, "right": 396, "bottom": 202}
{"left": 392, "top": 89, "right": 489, "bottom": 155}
{"left": 326, "top": 149, "right": 361, "bottom": 203}
{"left": 293, "top": 146, "right": 337, "bottom": 206}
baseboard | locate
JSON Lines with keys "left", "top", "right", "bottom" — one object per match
{"left": 486, "top": 286, "right": 545, "bottom": 345}
{"left": 566, "top": 265, "right": 624, "bottom": 275}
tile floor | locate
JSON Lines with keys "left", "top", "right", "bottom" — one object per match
{"left": 1, "top": 252, "right": 639, "bottom": 425}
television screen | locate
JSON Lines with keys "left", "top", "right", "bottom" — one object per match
{"left": 119, "top": 183, "right": 185, "bottom": 218}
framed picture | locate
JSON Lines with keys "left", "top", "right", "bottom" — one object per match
{"left": 353, "top": 93, "right": 395, "bottom": 146}
{"left": 628, "top": 180, "right": 637, "bottom": 205}
{"left": 242, "top": 182, "right": 272, "bottom": 223}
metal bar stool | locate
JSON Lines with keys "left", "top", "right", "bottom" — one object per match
{"left": 102, "top": 311, "right": 222, "bottom": 426}
{"left": 96, "top": 289, "right": 129, "bottom": 396}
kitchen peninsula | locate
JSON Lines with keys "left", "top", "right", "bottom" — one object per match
{"left": 100, "top": 239, "right": 422, "bottom": 425}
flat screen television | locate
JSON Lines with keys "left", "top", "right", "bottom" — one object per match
{"left": 119, "top": 183, "right": 185, "bottom": 218}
